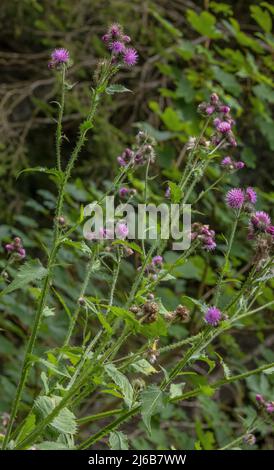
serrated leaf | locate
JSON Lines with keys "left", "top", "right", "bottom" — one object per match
{"left": 0, "top": 259, "right": 47, "bottom": 297}
{"left": 17, "top": 166, "right": 64, "bottom": 184}
{"left": 170, "top": 383, "right": 185, "bottom": 399}
{"left": 131, "top": 359, "right": 157, "bottom": 376}
{"left": 80, "top": 120, "right": 93, "bottom": 133}
{"left": 109, "top": 431, "right": 129, "bottom": 450}
{"left": 140, "top": 385, "right": 166, "bottom": 434}
{"left": 43, "top": 306, "right": 55, "bottom": 317}
{"left": 105, "top": 364, "right": 134, "bottom": 408}
{"left": 36, "top": 441, "right": 69, "bottom": 450}
{"left": 16, "top": 414, "right": 36, "bottom": 444}
{"left": 250, "top": 5, "right": 272, "bottom": 33}
{"left": 263, "top": 366, "right": 274, "bottom": 375}
{"left": 192, "top": 354, "right": 216, "bottom": 374}
{"left": 106, "top": 84, "right": 131, "bottom": 94}
{"left": 34, "top": 396, "right": 77, "bottom": 435}
{"left": 29, "top": 355, "right": 70, "bottom": 378}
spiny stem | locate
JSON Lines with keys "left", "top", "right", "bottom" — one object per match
{"left": 214, "top": 207, "right": 241, "bottom": 306}
{"left": 56, "top": 65, "right": 66, "bottom": 171}
{"left": 2, "top": 79, "right": 105, "bottom": 451}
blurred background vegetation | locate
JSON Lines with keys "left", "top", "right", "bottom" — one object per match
{"left": 0, "top": 0, "right": 273, "bottom": 449}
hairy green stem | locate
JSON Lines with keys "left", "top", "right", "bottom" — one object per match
{"left": 2, "top": 80, "right": 105, "bottom": 450}
{"left": 56, "top": 65, "right": 66, "bottom": 171}
{"left": 214, "top": 207, "right": 241, "bottom": 306}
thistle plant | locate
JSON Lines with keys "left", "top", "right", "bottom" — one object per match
{"left": 0, "top": 26, "right": 273, "bottom": 451}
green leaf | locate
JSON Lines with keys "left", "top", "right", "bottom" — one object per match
{"left": 263, "top": 366, "right": 274, "bottom": 375}
{"left": 170, "top": 383, "right": 185, "bottom": 399}
{"left": 109, "top": 431, "right": 129, "bottom": 450}
{"left": 16, "top": 414, "right": 36, "bottom": 444}
{"left": 111, "top": 240, "right": 143, "bottom": 255}
{"left": 80, "top": 120, "right": 93, "bottom": 133}
{"left": 43, "top": 306, "right": 55, "bottom": 317}
{"left": 187, "top": 9, "right": 221, "bottom": 38}
{"left": 17, "top": 167, "right": 64, "bottom": 185}
{"left": 96, "top": 310, "right": 113, "bottom": 334}
{"left": 131, "top": 359, "right": 157, "bottom": 376}
{"left": 168, "top": 181, "right": 182, "bottom": 203}
{"left": 34, "top": 396, "right": 77, "bottom": 435}
{"left": 105, "top": 364, "right": 134, "bottom": 408}
{"left": 250, "top": 5, "right": 272, "bottom": 33}
{"left": 211, "top": 66, "right": 241, "bottom": 96}
{"left": 106, "top": 84, "right": 131, "bottom": 94}
{"left": 0, "top": 259, "right": 47, "bottom": 297}
{"left": 29, "top": 355, "right": 71, "bottom": 378}
{"left": 149, "top": 9, "right": 182, "bottom": 38}
{"left": 36, "top": 441, "right": 69, "bottom": 450}
{"left": 192, "top": 354, "right": 216, "bottom": 374}
{"left": 140, "top": 385, "right": 166, "bottom": 434}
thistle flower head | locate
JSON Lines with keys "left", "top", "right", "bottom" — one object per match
{"left": 108, "top": 23, "right": 123, "bottom": 38}
{"left": 225, "top": 188, "right": 245, "bottom": 209}
{"left": 251, "top": 211, "right": 271, "bottom": 228}
{"left": 221, "top": 156, "right": 232, "bottom": 166}
{"left": 246, "top": 187, "right": 257, "bottom": 204}
{"left": 217, "top": 121, "right": 231, "bottom": 133}
{"left": 210, "top": 93, "right": 219, "bottom": 105}
{"left": 4, "top": 236, "right": 26, "bottom": 259}
{"left": 123, "top": 47, "right": 138, "bottom": 66}
{"left": 116, "top": 222, "right": 128, "bottom": 239}
{"left": 165, "top": 186, "right": 171, "bottom": 198}
{"left": 5, "top": 243, "right": 14, "bottom": 253}
{"left": 152, "top": 255, "right": 163, "bottom": 266}
{"left": 49, "top": 48, "right": 70, "bottom": 68}
{"left": 266, "top": 402, "right": 274, "bottom": 413}
{"left": 205, "top": 306, "right": 222, "bottom": 326}
{"left": 110, "top": 41, "right": 125, "bottom": 54}
{"left": 219, "top": 105, "right": 230, "bottom": 114}
{"left": 255, "top": 394, "right": 265, "bottom": 404}
{"left": 119, "top": 187, "right": 129, "bottom": 198}
{"left": 205, "top": 105, "right": 215, "bottom": 115}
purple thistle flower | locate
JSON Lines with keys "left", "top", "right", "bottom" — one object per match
{"left": 122, "top": 35, "right": 131, "bottom": 43}
{"left": 225, "top": 188, "right": 245, "bottom": 209}
{"left": 152, "top": 255, "right": 163, "bottom": 266}
{"left": 219, "top": 105, "right": 230, "bottom": 114}
{"left": 165, "top": 186, "right": 171, "bottom": 198}
{"left": 266, "top": 225, "right": 274, "bottom": 236}
{"left": 123, "top": 47, "right": 138, "bottom": 66}
{"left": 102, "top": 33, "right": 111, "bottom": 43}
{"left": 266, "top": 403, "right": 274, "bottom": 413}
{"left": 117, "top": 156, "right": 126, "bottom": 167}
{"left": 221, "top": 156, "right": 232, "bottom": 166}
{"left": 245, "top": 187, "right": 257, "bottom": 204}
{"left": 17, "top": 248, "right": 26, "bottom": 259}
{"left": 213, "top": 117, "right": 221, "bottom": 128}
{"left": 205, "top": 306, "right": 222, "bottom": 326}
{"left": 203, "top": 239, "right": 217, "bottom": 251}
{"left": 235, "top": 161, "right": 245, "bottom": 169}
{"left": 227, "top": 134, "right": 237, "bottom": 147}
{"left": 251, "top": 211, "right": 271, "bottom": 228}
{"left": 110, "top": 41, "right": 125, "bottom": 54}
{"left": 116, "top": 222, "right": 128, "bottom": 239}
{"left": 217, "top": 121, "right": 231, "bottom": 133}
{"left": 108, "top": 24, "right": 122, "bottom": 38}
{"left": 5, "top": 243, "right": 14, "bottom": 253}
{"left": 205, "top": 105, "right": 215, "bottom": 115}
{"left": 50, "top": 48, "right": 70, "bottom": 65}
{"left": 119, "top": 187, "right": 129, "bottom": 198}
{"left": 210, "top": 93, "right": 219, "bottom": 105}
{"left": 255, "top": 394, "right": 265, "bottom": 404}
